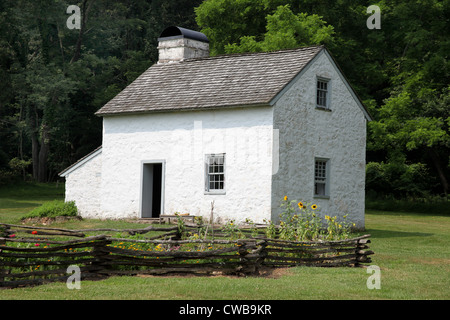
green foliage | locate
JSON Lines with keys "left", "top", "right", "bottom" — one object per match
{"left": 21, "top": 200, "right": 78, "bottom": 219}
{"left": 174, "top": 213, "right": 186, "bottom": 235}
{"left": 279, "top": 197, "right": 353, "bottom": 241}
{"left": 0, "top": 0, "right": 448, "bottom": 198}
{"left": 197, "top": 3, "right": 335, "bottom": 55}
{"left": 221, "top": 219, "right": 243, "bottom": 239}
{"left": 0, "top": 0, "right": 203, "bottom": 183}
{"left": 366, "top": 159, "right": 435, "bottom": 198}
{"left": 366, "top": 195, "right": 450, "bottom": 215}
{"left": 197, "top": 0, "right": 450, "bottom": 197}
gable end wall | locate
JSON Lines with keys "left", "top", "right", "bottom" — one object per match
{"left": 272, "top": 51, "right": 367, "bottom": 229}
{"left": 64, "top": 151, "right": 103, "bottom": 218}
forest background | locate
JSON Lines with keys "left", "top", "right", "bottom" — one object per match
{"left": 0, "top": 0, "right": 448, "bottom": 202}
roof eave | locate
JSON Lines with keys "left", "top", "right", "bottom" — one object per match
{"left": 321, "top": 49, "right": 373, "bottom": 122}
{"left": 59, "top": 146, "right": 102, "bottom": 177}
{"left": 95, "top": 103, "right": 272, "bottom": 117}
{"left": 269, "top": 46, "right": 324, "bottom": 106}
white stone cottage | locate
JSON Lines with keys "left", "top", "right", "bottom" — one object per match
{"left": 60, "top": 26, "right": 372, "bottom": 229}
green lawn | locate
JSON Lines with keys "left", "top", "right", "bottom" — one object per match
{"left": 0, "top": 183, "right": 449, "bottom": 300}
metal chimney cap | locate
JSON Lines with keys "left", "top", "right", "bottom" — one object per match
{"left": 158, "top": 26, "right": 209, "bottom": 43}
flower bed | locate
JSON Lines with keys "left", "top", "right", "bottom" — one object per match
{"left": 0, "top": 221, "right": 373, "bottom": 288}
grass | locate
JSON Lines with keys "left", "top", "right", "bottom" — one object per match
{"left": 0, "top": 182, "right": 449, "bottom": 300}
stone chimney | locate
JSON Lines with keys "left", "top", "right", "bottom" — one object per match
{"left": 157, "top": 26, "right": 209, "bottom": 64}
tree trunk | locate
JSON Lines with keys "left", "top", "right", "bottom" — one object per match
{"left": 31, "top": 131, "right": 39, "bottom": 181}
{"left": 28, "top": 106, "right": 39, "bottom": 181}
{"left": 429, "top": 148, "right": 449, "bottom": 196}
{"left": 27, "top": 106, "right": 50, "bottom": 183}
{"left": 37, "top": 124, "right": 50, "bottom": 182}
{"left": 70, "top": 0, "right": 95, "bottom": 64}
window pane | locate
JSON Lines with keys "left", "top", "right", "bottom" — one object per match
{"left": 317, "top": 80, "right": 329, "bottom": 107}
{"left": 314, "top": 160, "right": 328, "bottom": 196}
{"left": 206, "top": 154, "right": 225, "bottom": 191}
{"left": 315, "top": 183, "right": 326, "bottom": 196}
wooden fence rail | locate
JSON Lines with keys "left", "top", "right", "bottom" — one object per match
{"left": 0, "top": 223, "right": 373, "bottom": 288}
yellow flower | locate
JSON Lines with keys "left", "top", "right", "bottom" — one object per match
{"left": 298, "top": 202, "right": 304, "bottom": 208}
{"left": 284, "top": 196, "right": 288, "bottom": 201}
{"left": 311, "top": 204, "right": 318, "bottom": 210}
{"left": 325, "top": 215, "right": 330, "bottom": 220}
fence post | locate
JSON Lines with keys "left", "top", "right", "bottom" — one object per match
{"left": 254, "top": 240, "right": 268, "bottom": 272}
{"left": 355, "top": 237, "right": 373, "bottom": 267}
{"left": 90, "top": 236, "right": 112, "bottom": 278}
{"left": 236, "top": 240, "right": 259, "bottom": 275}
{"left": 0, "top": 224, "right": 11, "bottom": 241}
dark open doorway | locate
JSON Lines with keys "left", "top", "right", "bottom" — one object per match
{"left": 141, "top": 162, "right": 164, "bottom": 218}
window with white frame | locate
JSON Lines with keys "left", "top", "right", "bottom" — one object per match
{"left": 205, "top": 154, "right": 225, "bottom": 193}
{"left": 316, "top": 78, "right": 330, "bottom": 109}
{"left": 314, "top": 159, "right": 329, "bottom": 197}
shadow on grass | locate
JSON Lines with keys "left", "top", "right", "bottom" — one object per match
{"left": 366, "top": 228, "right": 433, "bottom": 239}
{"left": 366, "top": 209, "right": 449, "bottom": 218}
{"left": 0, "top": 199, "right": 42, "bottom": 209}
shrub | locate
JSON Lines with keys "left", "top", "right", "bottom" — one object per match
{"left": 366, "top": 161, "right": 435, "bottom": 198}
{"left": 21, "top": 200, "right": 78, "bottom": 219}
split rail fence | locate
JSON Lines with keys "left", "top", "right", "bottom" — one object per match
{"left": 0, "top": 223, "right": 373, "bottom": 288}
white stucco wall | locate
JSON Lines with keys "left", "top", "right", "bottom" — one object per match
{"left": 64, "top": 151, "right": 103, "bottom": 218}
{"left": 100, "top": 106, "right": 274, "bottom": 223}
{"left": 271, "top": 50, "right": 367, "bottom": 229}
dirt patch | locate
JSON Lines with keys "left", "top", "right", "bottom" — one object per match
{"left": 21, "top": 216, "right": 83, "bottom": 226}
{"left": 135, "top": 266, "right": 292, "bottom": 279}
{"left": 411, "top": 257, "right": 450, "bottom": 266}
{"left": 257, "top": 266, "right": 293, "bottom": 278}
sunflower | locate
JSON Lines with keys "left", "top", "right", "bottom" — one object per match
{"left": 298, "top": 201, "right": 304, "bottom": 208}
{"left": 284, "top": 196, "right": 288, "bottom": 201}
{"left": 311, "top": 204, "right": 318, "bottom": 210}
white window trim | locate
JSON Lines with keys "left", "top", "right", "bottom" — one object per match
{"left": 314, "top": 158, "right": 330, "bottom": 199}
{"left": 316, "top": 77, "right": 331, "bottom": 111}
{"left": 204, "top": 153, "right": 226, "bottom": 195}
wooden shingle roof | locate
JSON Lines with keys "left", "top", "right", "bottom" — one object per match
{"left": 95, "top": 45, "right": 324, "bottom": 116}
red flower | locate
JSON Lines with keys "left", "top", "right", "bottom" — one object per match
{"left": 31, "top": 230, "right": 38, "bottom": 235}
{"left": 9, "top": 234, "right": 16, "bottom": 238}
{"left": 35, "top": 243, "right": 40, "bottom": 247}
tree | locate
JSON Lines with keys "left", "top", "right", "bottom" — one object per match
{"left": 196, "top": 0, "right": 450, "bottom": 197}
{"left": 0, "top": 0, "right": 203, "bottom": 182}
{"left": 224, "top": 5, "right": 335, "bottom": 54}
